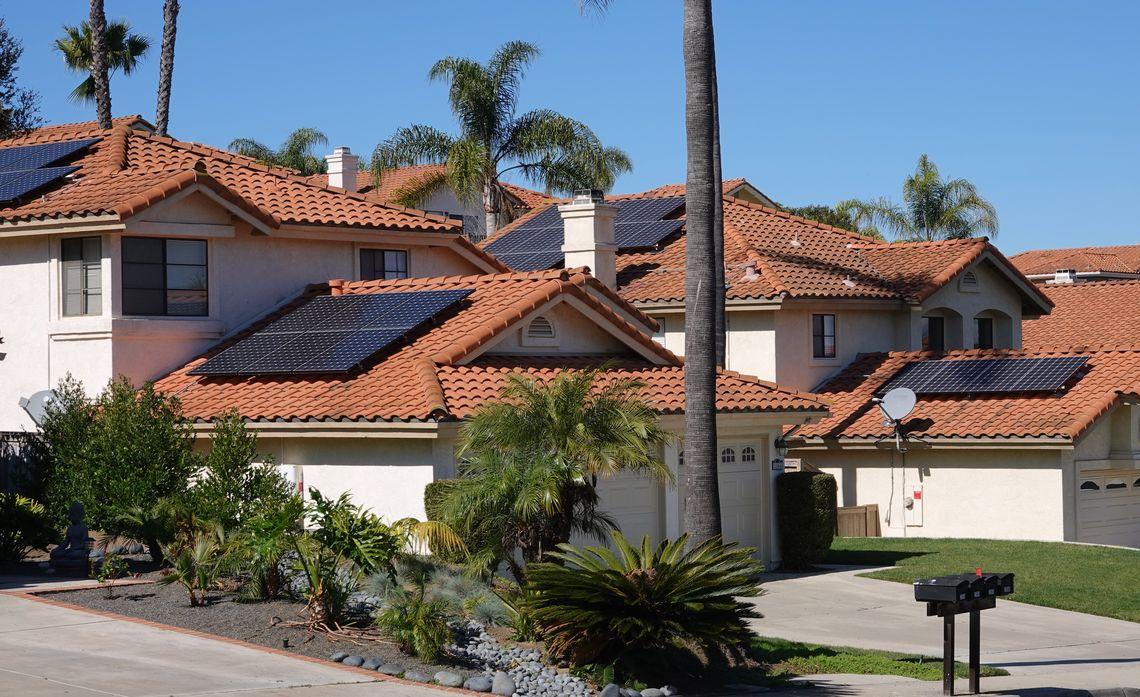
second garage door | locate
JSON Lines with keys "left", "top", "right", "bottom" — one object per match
{"left": 1077, "top": 469, "right": 1140, "bottom": 548}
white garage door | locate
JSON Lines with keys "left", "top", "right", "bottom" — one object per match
{"left": 717, "top": 443, "right": 764, "bottom": 551}
{"left": 590, "top": 471, "right": 662, "bottom": 545}
{"left": 1077, "top": 470, "right": 1140, "bottom": 548}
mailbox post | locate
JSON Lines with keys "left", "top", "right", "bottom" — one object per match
{"left": 914, "top": 571, "right": 1014, "bottom": 695}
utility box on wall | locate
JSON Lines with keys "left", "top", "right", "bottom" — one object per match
{"left": 904, "top": 483, "right": 924, "bottom": 526}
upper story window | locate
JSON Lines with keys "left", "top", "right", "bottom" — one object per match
{"left": 61, "top": 236, "right": 102, "bottom": 317}
{"left": 975, "top": 317, "right": 994, "bottom": 349}
{"left": 812, "top": 313, "right": 837, "bottom": 359}
{"left": 360, "top": 249, "right": 408, "bottom": 281}
{"left": 122, "top": 237, "right": 208, "bottom": 317}
{"left": 922, "top": 315, "right": 945, "bottom": 351}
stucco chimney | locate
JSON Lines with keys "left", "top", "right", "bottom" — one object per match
{"left": 559, "top": 189, "right": 619, "bottom": 288}
{"left": 325, "top": 146, "right": 359, "bottom": 192}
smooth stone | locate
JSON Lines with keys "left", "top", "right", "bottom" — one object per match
{"left": 599, "top": 685, "right": 622, "bottom": 697}
{"left": 362, "top": 658, "right": 382, "bottom": 670}
{"left": 491, "top": 671, "right": 516, "bottom": 696}
{"left": 377, "top": 663, "right": 403, "bottom": 675}
{"left": 342, "top": 655, "right": 364, "bottom": 667}
{"left": 642, "top": 690, "right": 665, "bottom": 697}
{"left": 404, "top": 670, "right": 432, "bottom": 683}
{"left": 329, "top": 651, "right": 348, "bottom": 663}
{"left": 621, "top": 690, "right": 642, "bottom": 697}
{"left": 465, "top": 676, "right": 493, "bottom": 692}
{"left": 660, "top": 687, "right": 679, "bottom": 697}
{"left": 435, "top": 671, "right": 463, "bottom": 687}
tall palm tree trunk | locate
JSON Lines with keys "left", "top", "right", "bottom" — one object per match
{"left": 711, "top": 55, "right": 726, "bottom": 368}
{"left": 89, "top": 0, "right": 112, "bottom": 129}
{"left": 682, "top": 0, "right": 722, "bottom": 543}
{"left": 482, "top": 181, "right": 499, "bottom": 241}
{"left": 154, "top": 0, "right": 179, "bottom": 136}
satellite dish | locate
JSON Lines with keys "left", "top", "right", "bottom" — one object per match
{"left": 19, "top": 389, "right": 56, "bottom": 427}
{"left": 877, "top": 387, "right": 916, "bottom": 423}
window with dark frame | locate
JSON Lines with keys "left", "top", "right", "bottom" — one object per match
{"left": 61, "top": 237, "right": 102, "bottom": 317}
{"left": 360, "top": 249, "right": 408, "bottom": 281}
{"left": 122, "top": 237, "right": 208, "bottom": 316}
{"left": 975, "top": 317, "right": 994, "bottom": 349}
{"left": 812, "top": 313, "right": 837, "bottom": 359}
{"left": 922, "top": 315, "right": 946, "bottom": 351}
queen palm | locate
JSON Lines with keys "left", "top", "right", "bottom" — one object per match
{"left": 436, "top": 368, "right": 672, "bottom": 580}
{"left": 228, "top": 128, "right": 329, "bottom": 175}
{"left": 839, "top": 155, "right": 999, "bottom": 241}
{"left": 371, "top": 41, "right": 632, "bottom": 238}
{"left": 54, "top": 18, "right": 150, "bottom": 106}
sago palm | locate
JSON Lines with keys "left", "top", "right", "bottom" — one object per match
{"left": 371, "top": 40, "right": 632, "bottom": 238}
{"left": 229, "top": 128, "right": 329, "bottom": 175}
{"left": 54, "top": 19, "right": 150, "bottom": 105}
{"left": 527, "top": 531, "right": 763, "bottom": 680}
{"left": 838, "top": 154, "right": 999, "bottom": 241}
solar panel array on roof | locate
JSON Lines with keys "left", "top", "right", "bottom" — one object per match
{"left": 883, "top": 356, "right": 1089, "bottom": 395}
{"left": 189, "top": 289, "right": 472, "bottom": 376}
{"left": 0, "top": 138, "right": 100, "bottom": 203}
{"left": 485, "top": 196, "right": 685, "bottom": 271}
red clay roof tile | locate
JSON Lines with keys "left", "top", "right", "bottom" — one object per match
{"left": 1023, "top": 280, "right": 1140, "bottom": 350}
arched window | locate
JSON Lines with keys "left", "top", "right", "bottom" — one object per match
{"left": 741, "top": 446, "right": 756, "bottom": 462}
{"left": 1134, "top": 477, "right": 1140, "bottom": 489}
{"left": 1079, "top": 480, "right": 1100, "bottom": 491}
{"left": 1105, "top": 479, "right": 1127, "bottom": 490}
{"left": 720, "top": 447, "right": 736, "bottom": 464}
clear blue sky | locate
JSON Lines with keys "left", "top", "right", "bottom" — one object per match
{"left": 6, "top": 1, "right": 1138, "bottom": 254}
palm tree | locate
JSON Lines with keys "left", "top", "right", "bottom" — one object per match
{"left": 838, "top": 155, "right": 999, "bottom": 241}
{"left": 228, "top": 128, "right": 329, "bottom": 175}
{"left": 372, "top": 41, "right": 632, "bottom": 239}
{"left": 436, "top": 368, "right": 672, "bottom": 580}
{"left": 154, "top": 0, "right": 179, "bottom": 137}
{"left": 55, "top": 17, "right": 150, "bottom": 111}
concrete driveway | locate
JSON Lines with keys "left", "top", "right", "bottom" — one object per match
{"left": 0, "top": 589, "right": 454, "bottom": 697}
{"left": 749, "top": 566, "right": 1140, "bottom": 692}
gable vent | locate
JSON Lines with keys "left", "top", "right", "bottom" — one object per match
{"left": 526, "top": 316, "right": 556, "bottom": 340}
{"left": 959, "top": 269, "right": 980, "bottom": 292}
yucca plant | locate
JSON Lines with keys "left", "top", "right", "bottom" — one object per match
{"left": 527, "top": 531, "right": 763, "bottom": 681}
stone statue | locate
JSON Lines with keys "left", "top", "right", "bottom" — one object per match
{"left": 50, "top": 501, "right": 95, "bottom": 571}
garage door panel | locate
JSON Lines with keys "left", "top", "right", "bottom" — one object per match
{"left": 1077, "top": 471, "right": 1140, "bottom": 548}
{"left": 575, "top": 472, "right": 661, "bottom": 547}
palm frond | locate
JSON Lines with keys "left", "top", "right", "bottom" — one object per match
{"left": 837, "top": 197, "right": 914, "bottom": 240}
{"left": 227, "top": 138, "right": 276, "bottom": 164}
{"left": 390, "top": 169, "right": 448, "bottom": 208}
{"left": 445, "top": 136, "right": 493, "bottom": 205}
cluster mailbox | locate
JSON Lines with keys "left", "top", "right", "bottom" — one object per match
{"left": 913, "top": 572, "right": 1015, "bottom": 696}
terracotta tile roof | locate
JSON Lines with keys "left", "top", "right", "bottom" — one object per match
{"left": 155, "top": 269, "right": 826, "bottom": 422}
{"left": 1023, "top": 280, "right": 1140, "bottom": 350}
{"left": 0, "top": 119, "right": 459, "bottom": 232}
{"left": 633, "top": 178, "right": 748, "bottom": 199}
{"left": 307, "top": 165, "right": 555, "bottom": 210}
{"left": 1011, "top": 244, "right": 1140, "bottom": 276}
{"left": 792, "top": 346, "right": 1140, "bottom": 442}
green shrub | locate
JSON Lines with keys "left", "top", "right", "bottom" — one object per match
{"left": 0, "top": 493, "right": 58, "bottom": 562}
{"left": 777, "top": 471, "right": 837, "bottom": 570}
{"left": 96, "top": 553, "right": 129, "bottom": 598}
{"left": 234, "top": 496, "right": 304, "bottom": 601}
{"left": 527, "top": 532, "right": 763, "bottom": 681}
{"left": 374, "top": 565, "right": 453, "bottom": 662}
{"left": 159, "top": 527, "right": 227, "bottom": 607}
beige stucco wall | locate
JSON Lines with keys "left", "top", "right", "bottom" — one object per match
{"left": 773, "top": 306, "right": 899, "bottom": 391}
{"left": 485, "top": 301, "right": 631, "bottom": 356}
{"left": 917, "top": 258, "right": 1025, "bottom": 350}
{"left": 804, "top": 447, "right": 1068, "bottom": 541}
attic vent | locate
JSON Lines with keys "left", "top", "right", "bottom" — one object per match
{"left": 523, "top": 316, "right": 558, "bottom": 346}
{"left": 959, "top": 269, "right": 980, "bottom": 292}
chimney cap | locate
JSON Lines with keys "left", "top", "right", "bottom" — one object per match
{"left": 573, "top": 188, "right": 605, "bottom": 203}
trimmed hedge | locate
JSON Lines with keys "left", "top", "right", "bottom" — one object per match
{"left": 777, "top": 471, "right": 837, "bottom": 569}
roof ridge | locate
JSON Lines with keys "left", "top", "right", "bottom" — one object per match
{"left": 723, "top": 195, "right": 882, "bottom": 244}
{"left": 1042, "top": 278, "right": 1140, "bottom": 289}
{"left": 1011, "top": 242, "right": 1140, "bottom": 257}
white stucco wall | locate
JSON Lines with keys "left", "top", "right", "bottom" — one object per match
{"left": 917, "top": 258, "right": 1025, "bottom": 350}
{"left": 773, "top": 306, "right": 898, "bottom": 391}
{"left": 486, "top": 301, "right": 630, "bottom": 356}
{"left": 804, "top": 447, "right": 1068, "bottom": 541}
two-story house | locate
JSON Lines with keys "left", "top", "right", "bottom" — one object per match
{"left": 1011, "top": 243, "right": 1140, "bottom": 284}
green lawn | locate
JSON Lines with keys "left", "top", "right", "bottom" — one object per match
{"left": 826, "top": 537, "right": 1140, "bottom": 623}
{"left": 750, "top": 637, "right": 1007, "bottom": 682}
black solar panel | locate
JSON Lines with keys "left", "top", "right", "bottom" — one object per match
{"left": 0, "top": 138, "right": 100, "bottom": 172}
{"left": 190, "top": 289, "right": 473, "bottom": 376}
{"left": 883, "top": 356, "right": 1089, "bottom": 395}
{"left": 485, "top": 196, "right": 686, "bottom": 270}
{"left": 0, "top": 166, "right": 79, "bottom": 202}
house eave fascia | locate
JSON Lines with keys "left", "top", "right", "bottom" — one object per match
{"left": 790, "top": 435, "right": 1076, "bottom": 451}
{"left": 191, "top": 419, "right": 443, "bottom": 439}
{"left": 631, "top": 297, "right": 786, "bottom": 313}
{"left": 0, "top": 214, "right": 124, "bottom": 237}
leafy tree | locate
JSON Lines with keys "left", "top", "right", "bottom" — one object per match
{"left": 54, "top": 17, "right": 150, "bottom": 107}
{"left": 190, "top": 411, "right": 293, "bottom": 530}
{"left": 154, "top": 0, "right": 179, "bottom": 136}
{"left": 0, "top": 18, "right": 41, "bottom": 138}
{"left": 371, "top": 40, "right": 632, "bottom": 238}
{"left": 838, "top": 154, "right": 999, "bottom": 241}
{"left": 527, "top": 531, "right": 763, "bottom": 681}
{"left": 228, "top": 128, "right": 329, "bottom": 175}
{"left": 782, "top": 204, "right": 867, "bottom": 235}
{"left": 437, "top": 369, "right": 672, "bottom": 580}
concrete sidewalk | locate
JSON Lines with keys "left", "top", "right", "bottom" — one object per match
{"left": 0, "top": 591, "right": 455, "bottom": 697}
{"left": 748, "top": 566, "right": 1140, "bottom": 692}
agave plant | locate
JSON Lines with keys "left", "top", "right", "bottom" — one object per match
{"left": 526, "top": 531, "right": 764, "bottom": 681}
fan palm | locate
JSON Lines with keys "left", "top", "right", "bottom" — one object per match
{"left": 371, "top": 41, "right": 632, "bottom": 239}
{"left": 54, "top": 18, "right": 150, "bottom": 106}
{"left": 838, "top": 154, "right": 999, "bottom": 241}
{"left": 228, "top": 128, "right": 329, "bottom": 175}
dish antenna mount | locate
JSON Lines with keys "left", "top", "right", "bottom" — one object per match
{"left": 872, "top": 387, "right": 925, "bottom": 452}
{"left": 19, "top": 389, "right": 56, "bottom": 428}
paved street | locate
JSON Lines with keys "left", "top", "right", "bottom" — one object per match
{"left": 749, "top": 566, "right": 1140, "bottom": 693}
{"left": 0, "top": 589, "right": 454, "bottom": 697}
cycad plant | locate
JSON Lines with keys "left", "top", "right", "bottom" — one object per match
{"left": 228, "top": 128, "right": 329, "bottom": 175}
{"left": 159, "top": 525, "right": 228, "bottom": 607}
{"left": 838, "top": 154, "right": 999, "bottom": 241}
{"left": 234, "top": 496, "right": 304, "bottom": 601}
{"left": 54, "top": 19, "right": 150, "bottom": 105}
{"left": 526, "top": 531, "right": 763, "bottom": 681}
{"left": 372, "top": 41, "right": 631, "bottom": 238}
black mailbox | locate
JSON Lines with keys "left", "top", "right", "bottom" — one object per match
{"left": 913, "top": 576, "right": 973, "bottom": 603}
